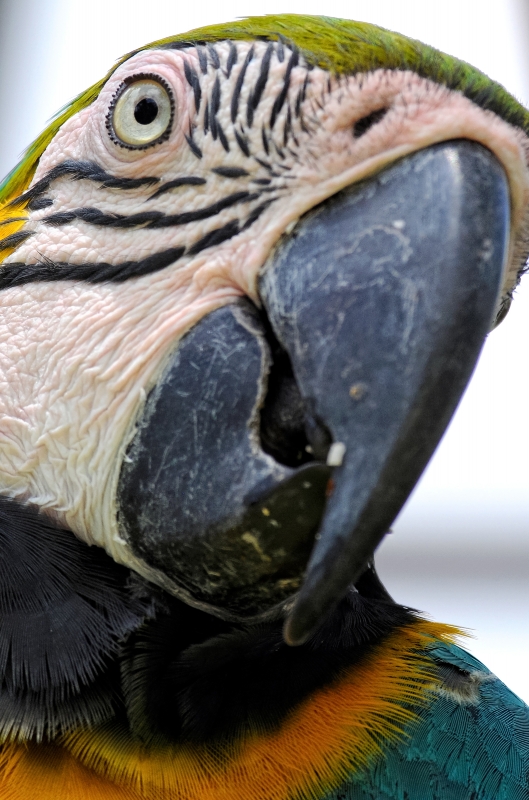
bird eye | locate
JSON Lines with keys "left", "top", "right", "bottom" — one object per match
{"left": 107, "top": 74, "right": 174, "bottom": 149}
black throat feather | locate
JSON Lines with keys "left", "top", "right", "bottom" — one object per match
{"left": 0, "top": 496, "right": 415, "bottom": 746}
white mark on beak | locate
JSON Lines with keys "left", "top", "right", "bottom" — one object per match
{"left": 326, "top": 441, "right": 346, "bottom": 466}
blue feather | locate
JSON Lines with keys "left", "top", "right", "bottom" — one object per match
{"left": 326, "top": 643, "right": 529, "bottom": 799}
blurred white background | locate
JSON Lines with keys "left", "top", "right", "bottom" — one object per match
{"left": 0, "top": 0, "right": 527, "bottom": 699}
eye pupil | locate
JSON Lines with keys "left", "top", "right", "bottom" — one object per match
{"left": 134, "top": 97, "right": 159, "bottom": 125}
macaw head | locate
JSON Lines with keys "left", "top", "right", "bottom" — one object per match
{"left": 0, "top": 15, "right": 528, "bottom": 645}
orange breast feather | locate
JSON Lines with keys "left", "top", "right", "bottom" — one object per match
{"left": 0, "top": 621, "right": 458, "bottom": 800}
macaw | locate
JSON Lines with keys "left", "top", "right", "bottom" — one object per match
{"left": 0, "top": 13, "right": 527, "bottom": 800}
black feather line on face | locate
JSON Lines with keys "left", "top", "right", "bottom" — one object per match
{"left": 295, "top": 74, "right": 310, "bottom": 118}
{"left": 0, "top": 247, "right": 186, "bottom": 287}
{"left": 197, "top": 45, "right": 208, "bottom": 75}
{"left": 148, "top": 176, "right": 206, "bottom": 201}
{"left": 0, "top": 230, "right": 34, "bottom": 253}
{"left": 226, "top": 41, "right": 238, "bottom": 77}
{"left": 273, "top": 140, "right": 286, "bottom": 159}
{"left": 187, "top": 219, "right": 240, "bottom": 255}
{"left": 261, "top": 126, "right": 270, "bottom": 155}
{"left": 247, "top": 42, "right": 273, "bottom": 128}
{"left": 0, "top": 217, "right": 26, "bottom": 228}
{"left": 0, "top": 496, "right": 152, "bottom": 741}
{"left": 206, "top": 43, "right": 221, "bottom": 70}
{"left": 241, "top": 198, "right": 274, "bottom": 229}
{"left": 42, "top": 191, "right": 258, "bottom": 230}
{"left": 10, "top": 161, "right": 160, "bottom": 207}
{"left": 210, "top": 75, "right": 221, "bottom": 138}
{"left": 270, "top": 48, "right": 299, "bottom": 129}
{"left": 212, "top": 166, "right": 249, "bottom": 178}
{"left": 216, "top": 121, "right": 230, "bottom": 152}
{"left": 234, "top": 129, "right": 251, "bottom": 156}
{"left": 231, "top": 46, "right": 254, "bottom": 124}
{"left": 253, "top": 157, "right": 276, "bottom": 175}
{"left": 283, "top": 105, "right": 293, "bottom": 147}
{"left": 184, "top": 132, "right": 203, "bottom": 159}
{"left": 27, "top": 196, "right": 53, "bottom": 211}
{"left": 184, "top": 60, "right": 202, "bottom": 113}
{"left": 0, "top": 191, "right": 278, "bottom": 288}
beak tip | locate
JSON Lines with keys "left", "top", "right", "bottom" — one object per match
{"left": 283, "top": 585, "right": 332, "bottom": 646}
{"left": 283, "top": 614, "right": 308, "bottom": 647}
{"left": 267, "top": 140, "right": 509, "bottom": 645}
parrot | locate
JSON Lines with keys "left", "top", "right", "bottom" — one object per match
{"left": 0, "top": 12, "right": 528, "bottom": 800}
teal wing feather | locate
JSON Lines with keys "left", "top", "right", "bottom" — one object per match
{"left": 326, "top": 644, "right": 529, "bottom": 800}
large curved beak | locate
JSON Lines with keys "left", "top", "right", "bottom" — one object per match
{"left": 118, "top": 140, "right": 509, "bottom": 642}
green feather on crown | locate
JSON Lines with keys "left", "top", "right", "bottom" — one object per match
{"left": 1, "top": 14, "right": 528, "bottom": 208}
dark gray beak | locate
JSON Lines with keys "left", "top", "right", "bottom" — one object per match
{"left": 117, "top": 140, "right": 509, "bottom": 643}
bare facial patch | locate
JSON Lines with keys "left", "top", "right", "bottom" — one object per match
{"left": 0, "top": 40, "right": 528, "bottom": 584}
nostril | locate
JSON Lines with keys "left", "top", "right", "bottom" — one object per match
{"left": 353, "top": 107, "right": 389, "bottom": 138}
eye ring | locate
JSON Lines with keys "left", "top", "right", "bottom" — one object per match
{"left": 106, "top": 73, "right": 175, "bottom": 150}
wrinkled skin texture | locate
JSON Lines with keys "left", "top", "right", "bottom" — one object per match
{"left": 0, "top": 18, "right": 528, "bottom": 800}
{"left": 0, "top": 42, "right": 528, "bottom": 590}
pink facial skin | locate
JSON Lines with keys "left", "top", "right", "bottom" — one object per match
{"left": 1, "top": 41, "right": 528, "bottom": 589}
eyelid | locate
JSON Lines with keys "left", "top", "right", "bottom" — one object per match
{"left": 106, "top": 72, "right": 175, "bottom": 150}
